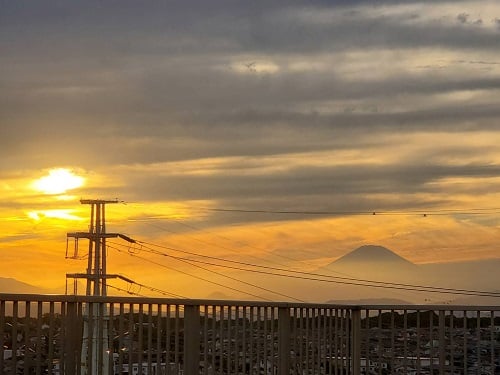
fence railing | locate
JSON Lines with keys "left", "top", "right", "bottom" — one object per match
{"left": 1, "top": 294, "right": 499, "bottom": 374}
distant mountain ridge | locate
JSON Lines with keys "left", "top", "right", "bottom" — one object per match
{"left": 316, "top": 245, "right": 500, "bottom": 305}
{"left": 0, "top": 277, "right": 45, "bottom": 294}
{"left": 2, "top": 245, "right": 499, "bottom": 305}
{"left": 332, "top": 245, "right": 414, "bottom": 266}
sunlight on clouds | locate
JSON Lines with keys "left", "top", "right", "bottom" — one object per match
{"left": 290, "top": 1, "right": 500, "bottom": 30}
{"left": 27, "top": 209, "right": 84, "bottom": 221}
{"left": 325, "top": 48, "right": 499, "bottom": 82}
{"left": 32, "top": 168, "right": 85, "bottom": 195}
{"left": 100, "top": 200, "right": 215, "bottom": 237}
{"left": 148, "top": 213, "right": 499, "bottom": 269}
{"left": 122, "top": 201, "right": 209, "bottom": 221}
{"left": 117, "top": 150, "right": 396, "bottom": 179}
{"left": 435, "top": 89, "right": 500, "bottom": 107}
{"left": 115, "top": 130, "right": 500, "bottom": 177}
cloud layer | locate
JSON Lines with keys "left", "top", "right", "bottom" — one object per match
{"left": 1, "top": 0, "right": 499, "bottom": 294}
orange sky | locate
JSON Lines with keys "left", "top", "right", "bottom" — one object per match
{"left": 0, "top": 168, "right": 498, "bottom": 298}
{"left": 1, "top": 1, "right": 500, "bottom": 300}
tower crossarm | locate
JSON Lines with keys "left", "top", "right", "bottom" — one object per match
{"left": 80, "top": 199, "right": 119, "bottom": 205}
{"left": 66, "top": 273, "right": 135, "bottom": 284}
{"left": 67, "top": 232, "right": 121, "bottom": 239}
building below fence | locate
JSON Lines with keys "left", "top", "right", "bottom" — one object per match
{"left": 1, "top": 294, "right": 499, "bottom": 375}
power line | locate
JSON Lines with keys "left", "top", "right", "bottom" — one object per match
{"left": 164, "top": 218, "right": 338, "bottom": 274}
{"left": 120, "top": 202, "right": 500, "bottom": 283}
{"left": 129, "top": 239, "right": 500, "bottom": 298}
{"left": 170, "top": 255, "right": 304, "bottom": 302}
{"left": 135, "top": 240, "right": 500, "bottom": 296}
{"left": 124, "top": 208, "right": 339, "bottom": 276}
{"left": 201, "top": 207, "right": 500, "bottom": 216}
{"left": 176, "top": 255, "right": 500, "bottom": 298}
{"left": 107, "top": 283, "right": 145, "bottom": 297}
{"left": 109, "top": 241, "right": 303, "bottom": 302}
{"left": 121, "top": 200, "right": 347, "bottom": 285}
{"left": 130, "top": 217, "right": 295, "bottom": 270}
{"left": 128, "top": 279, "right": 188, "bottom": 299}
{"left": 108, "top": 243, "right": 275, "bottom": 302}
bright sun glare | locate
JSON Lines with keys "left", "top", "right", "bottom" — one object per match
{"left": 33, "top": 168, "right": 85, "bottom": 195}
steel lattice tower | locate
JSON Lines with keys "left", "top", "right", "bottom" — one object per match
{"left": 66, "top": 199, "right": 134, "bottom": 375}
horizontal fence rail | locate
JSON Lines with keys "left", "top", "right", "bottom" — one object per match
{"left": 1, "top": 294, "right": 499, "bottom": 374}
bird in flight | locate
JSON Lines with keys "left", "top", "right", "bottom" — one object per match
{"left": 244, "top": 61, "right": 257, "bottom": 72}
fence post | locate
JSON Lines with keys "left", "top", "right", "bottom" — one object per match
{"left": 278, "top": 307, "right": 291, "bottom": 375}
{"left": 351, "top": 308, "right": 361, "bottom": 375}
{"left": 64, "top": 301, "right": 79, "bottom": 375}
{"left": 184, "top": 305, "right": 200, "bottom": 375}
{"left": 439, "top": 310, "right": 445, "bottom": 375}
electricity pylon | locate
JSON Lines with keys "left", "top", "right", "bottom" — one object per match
{"left": 66, "top": 199, "right": 134, "bottom": 375}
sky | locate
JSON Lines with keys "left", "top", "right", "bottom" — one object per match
{"left": 0, "top": 0, "right": 499, "bottom": 300}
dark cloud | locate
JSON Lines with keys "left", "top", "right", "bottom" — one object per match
{"left": 457, "top": 13, "right": 469, "bottom": 23}
{"left": 0, "top": 0, "right": 499, "bottom": 227}
{"left": 113, "top": 161, "right": 500, "bottom": 209}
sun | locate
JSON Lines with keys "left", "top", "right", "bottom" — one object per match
{"left": 32, "top": 168, "right": 85, "bottom": 195}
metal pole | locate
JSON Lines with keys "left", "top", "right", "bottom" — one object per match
{"left": 278, "top": 307, "right": 291, "bottom": 375}
{"left": 184, "top": 305, "right": 201, "bottom": 375}
{"left": 101, "top": 204, "right": 107, "bottom": 296}
{"left": 439, "top": 310, "right": 446, "bottom": 375}
{"left": 351, "top": 308, "right": 362, "bottom": 375}
{"left": 86, "top": 204, "right": 95, "bottom": 296}
{"left": 94, "top": 203, "right": 101, "bottom": 297}
{"left": 65, "top": 301, "right": 79, "bottom": 375}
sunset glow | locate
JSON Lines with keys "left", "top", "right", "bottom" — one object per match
{"left": 27, "top": 209, "right": 83, "bottom": 222}
{"left": 32, "top": 169, "right": 85, "bottom": 195}
{"left": 1, "top": 1, "right": 499, "bottom": 301}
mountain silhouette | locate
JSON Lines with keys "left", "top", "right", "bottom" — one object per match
{"left": 0, "top": 277, "right": 45, "bottom": 294}
{"left": 318, "top": 245, "right": 418, "bottom": 289}
{"left": 332, "top": 245, "right": 415, "bottom": 266}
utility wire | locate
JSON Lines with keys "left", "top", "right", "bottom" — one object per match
{"left": 133, "top": 218, "right": 294, "bottom": 269}
{"left": 135, "top": 240, "right": 500, "bottom": 297}
{"left": 202, "top": 207, "right": 500, "bottom": 216}
{"left": 174, "top": 255, "right": 500, "bottom": 298}
{"left": 108, "top": 244, "right": 274, "bottom": 302}
{"left": 170, "top": 254, "right": 304, "bottom": 302}
{"left": 124, "top": 209, "right": 301, "bottom": 271}
{"left": 103, "top": 270, "right": 187, "bottom": 298}
{"left": 108, "top": 283, "right": 145, "bottom": 297}
{"left": 121, "top": 202, "right": 499, "bottom": 279}
{"left": 128, "top": 279, "right": 188, "bottom": 299}
{"left": 151, "top": 251, "right": 500, "bottom": 298}
{"left": 164, "top": 218, "right": 338, "bottom": 274}
{"left": 109, "top": 241, "right": 303, "bottom": 302}
{"left": 128, "top": 240, "right": 500, "bottom": 298}
{"left": 121, "top": 200, "right": 345, "bottom": 284}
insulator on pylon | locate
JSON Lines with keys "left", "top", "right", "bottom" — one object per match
{"left": 66, "top": 237, "right": 80, "bottom": 259}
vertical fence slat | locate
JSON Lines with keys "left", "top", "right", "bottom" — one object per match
{"left": 463, "top": 310, "right": 467, "bottom": 374}
{"left": 156, "top": 304, "right": 162, "bottom": 374}
{"left": 351, "top": 308, "right": 361, "bottom": 375}
{"left": 242, "top": 306, "right": 247, "bottom": 375}
{"left": 65, "top": 301, "right": 78, "bottom": 375}
{"left": 249, "top": 306, "right": 254, "bottom": 374}
{"left": 3, "top": 296, "right": 500, "bottom": 375}
{"left": 184, "top": 304, "right": 200, "bottom": 375}
{"left": 476, "top": 310, "right": 481, "bottom": 374}
{"left": 0, "top": 300, "right": 4, "bottom": 374}
{"left": 491, "top": 311, "right": 495, "bottom": 375}
{"left": 278, "top": 306, "right": 290, "bottom": 375}
{"left": 449, "top": 311, "right": 454, "bottom": 375}
{"left": 416, "top": 310, "right": 421, "bottom": 374}
{"left": 439, "top": 310, "right": 445, "bottom": 375}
